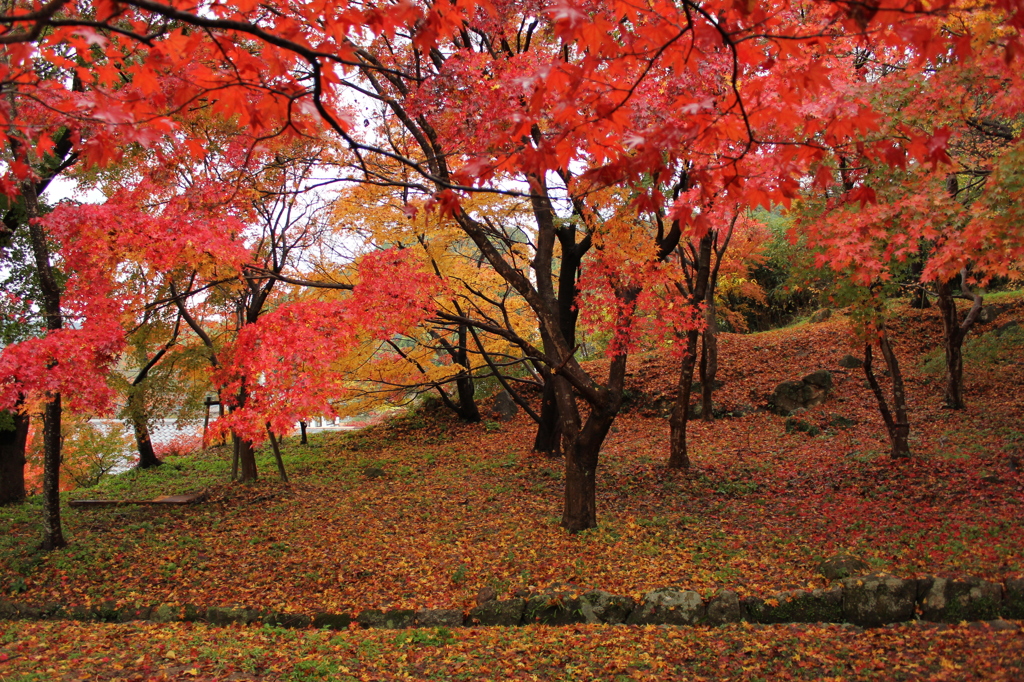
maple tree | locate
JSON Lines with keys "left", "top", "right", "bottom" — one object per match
{"left": 0, "top": 0, "right": 1020, "bottom": 536}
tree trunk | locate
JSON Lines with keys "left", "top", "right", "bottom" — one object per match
{"left": 238, "top": 438, "right": 258, "bottom": 482}
{"left": 700, "top": 298, "right": 719, "bottom": 422}
{"left": 0, "top": 409, "right": 29, "bottom": 505}
{"left": 558, "top": 346, "right": 628, "bottom": 532}
{"left": 668, "top": 328, "right": 701, "bottom": 469}
{"left": 131, "top": 413, "right": 162, "bottom": 469}
{"left": 453, "top": 323, "right": 480, "bottom": 422}
{"left": 936, "top": 275, "right": 982, "bottom": 410}
{"left": 267, "top": 427, "right": 288, "bottom": 482}
{"left": 533, "top": 380, "right": 561, "bottom": 455}
{"left": 24, "top": 178, "right": 66, "bottom": 550}
{"left": 668, "top": 233, "right": 712, "bottom": 467}
{"left": 299, "top": 421, "right": 308, "bottom": 445}
{"left": 39, "top": 395, "right": 66, "bottom": 549}
{"left": 863, "top": 330, "right": 911, "bottom": 459}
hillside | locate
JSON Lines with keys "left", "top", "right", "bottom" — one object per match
{"left": 1, "top": 295, "right": 1023, "bottom": 680}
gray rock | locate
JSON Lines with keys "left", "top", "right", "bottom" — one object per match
{"left": 363, "top": 467, "right": 386, "bottom": 479}
{"left": 312, "top": 612, "right": 352, "bottom": 629}
{"left": 747, "top": 589, "right": 843, "bottom": 623}
{"left": 809, "top": 308, "right": 832, "bottom": 323}
{"left": 182, "top": 604, "right": 204, "bottom": 622}
{"left": 839, "top": 354, "right": 864, "bottom": 369}
{"left": 705, "top": 590, "right": 741, "bottom": 625}
{"left": 978, "top": 305, "right": 1003, "bottom": 324}
{"left": 356, "top": 608, "right": 415, "bottom": 629}
{"left": 579, "top": 590, "right": 635, "bottom": 624}
{"left": 626, "top": 588, "right": 705, "bottom": 625}
{"left": 523, "top": 593, "right": 586, "bottom": 625}
{"left": 476, "top": 586, "right": 497, "bottom": 606}
{"left": 769, "top": 371, "right": 832, "bottom": 416}
{"left": 818, "top": 554, "right": 870, "bottom": 580}
{"left": 492, "top": 391, "right": 519, "bottom": 421}
{"left": 149, "top": 604, "right": 180, "bottom": 623}
{"left": 264, "top": 612, "right": 311, "bottom": 628}
{"left": 842, "top": 576, "right": 916, "bottom": 626}
{"left": 1005, "top": 579, "right": 1024, "bottom": 620}
{"left": 207, "top": 606, "right": 260, "bottom": 625}
{"left": 920, "top": 578, "right": 1003, "bottom": 622}
{"left": 415, "top": 609, "right": 464, "bottom": 627}
{"left": 117, "top": 605, "right": 153, "bottom": 622}
{"left": 467, "top": 599, "right": 524, "bottom": 626}
{"left": 802, "top": 370, "right": 834, "bottom": 390}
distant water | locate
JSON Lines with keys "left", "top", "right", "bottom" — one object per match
{"left": 90, "top": 416, "right": 367, "bottom": 474}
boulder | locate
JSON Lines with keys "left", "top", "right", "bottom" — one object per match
{"left": 415, "top": 609, "right": 464, "bottom": 627}
{"left": 264, "top": 612, "right": 311, "bottom": 628}
{"left": 492, "top": 391, "right": 518, "bottom": 422}
{"left": 626, "top": 588, "right": 705, "bottom": 626}
{"left": 206, "top": 606, "right": 261, "bottom": 625}
{"left": 746, "top": 589, "right": 843, "bottom": 623}
{"left": 978, "top": 305, "right": 1004, "bottom": 324}
{"left": 842, "top": 576, "right": 916, "bottom": 626}
{"left": 1005, "top": 579, "right": 1024, "bottom": 620}
{"left": 818, "top": 554, "right": 870, "bottom": 581}
{"left": 769, "top": 370, "right": 833, "bottom": 416}
{"left": 149, "top": 604, "right": 180, "bottom": 624}
{"left": 467, "top": 599, "right": 524, "bottom": 626}
{"left": 920, "top": 578, "right": 1003, "bottom": 622}
{"left": 356, "top": 608, "right": 416, "bottom": 629}
{"left": 476, "top": 586, "right": 497, "bottom": 606}
{"left": 578, "top": 590, "right": 635, "bottom": 624}
{"left": 311, "top": 612, "right": 353, "bottom": 629}
{"left": 705, "top": 590, "right": 741, "bottom": 625}
{"left": 809, "top": 308, "right": 832, "bottom": 323}
{"left": 362, "top": 466, "right": 386, "bottom": 479}
{"left": 839, "top": 354, "right": 864, "bottom": 369}
{"left": 523, "top": 592, "right": 587, "bottom": 625}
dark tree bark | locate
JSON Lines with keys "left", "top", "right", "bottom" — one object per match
{"left": 238, "top": 437, "right": 258, "bottom": 483}
{"left": 668, "top": 233, "right": 713, "bottom": 469}
{"left": 130, "top": 409, "right": 161, "bottom": 469}
{"left": 698, "top": 305, "right": 719, "bottom": 422}
{"left": 267, "top": 426, "right": 288, "bottom": 482}
{"left": 532, "top": 380, "right": 561, "bottom": 454}
{"left": 936, "top": 272, "right": 983, "bottom": 410}
{"left": 0, "top": 409, "right": 29, "bottom": 505}
{"left": 299, "top": 421, "right": 308, "bottom": 445}
{"left": 532, "top": 227, "right": 589, "bottom": 455}
{"left": 863, "top": 328, "right": 911, "bottom": 458}
{"left": 24, "top": 179, "right": 66, "bottom": 550}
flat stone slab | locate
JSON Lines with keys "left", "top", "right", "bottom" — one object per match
{"left": 69, "top": 493, "right": 206, "bottom": 508}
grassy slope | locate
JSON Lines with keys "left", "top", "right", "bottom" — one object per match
{"left": 1, "top": 294, "right": 1023, "bottom": 679}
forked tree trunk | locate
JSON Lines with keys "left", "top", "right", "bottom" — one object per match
{"left": 936, "top": 274, "right": 983, "bottom": 410}
{"left": 699, "top": 296, "right": 719, "bottom": 422}
{"left": 533, "top": 380, "right": 561, "bottom": 455}
{"left": 299, "top": 421, "right": 308, "bottom": 445}
{"left": 0, "top": 409, "right": 29, "bottom": 505}
{"left": 668, "top": 234, "right": 712, "bottom": 468}
{"left": 863, "top": 329, "right": 911, "bottom": 459}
